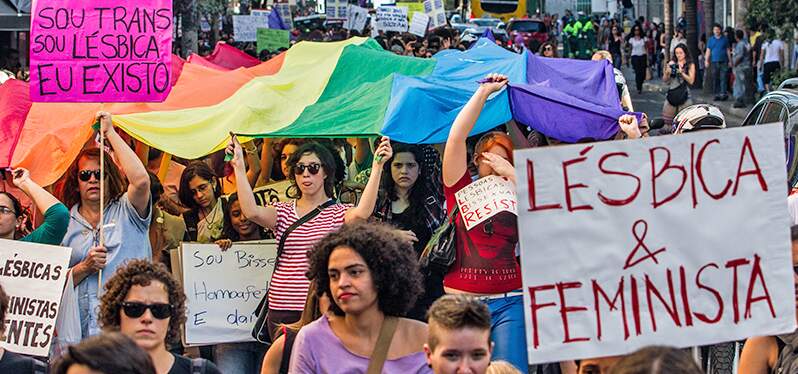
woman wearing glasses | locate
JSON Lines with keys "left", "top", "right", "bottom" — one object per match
{"left": 538, "top": 41, "right": 558, "bottom": 58}
{"left": 0, "top": 167, "right": 68, "bottom": 244}
{"left": 228, "top": 137, "right": 392, "bottom": 338}
{"left": 178, "top": 162, "right": 226, "bottom": 244}
{"left": 99, "top": 259, "right": 221, "bottom": 374}
{"left": 60, "top": 112, "right": 152, "bottom": 339}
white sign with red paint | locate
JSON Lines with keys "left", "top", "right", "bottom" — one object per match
{"left": 514, "top": 124, "right": 796, "bottom": 364}
{"left": 455, "top": 175, "right": 517, "bottom": 231}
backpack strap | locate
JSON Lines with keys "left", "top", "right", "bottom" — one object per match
{"left": 32, "top": 358, "right": 47, "bottom": 374}
{"left": 191, "top": 358, "right": 207, "bottom": 374}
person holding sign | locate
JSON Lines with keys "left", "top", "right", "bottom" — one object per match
{"left": 99, "top": 260, "right": 220, "bottom": 374}
{"left": 441, "top": 74, "right": 527, "bottom": 370}
{"left": 0, "top": 284, "right": 47, "bottom": 373}
{"left": 1, "top": 167, "right": 69, "bottom": 244}
{"left": 290, "top": 222, "right": 430, "bottom": 372}
{"left": 60, "top": 112, "right": 152, "bottom": 339}
{"left": 227, "top": 136, "right": 392, "bottom": 339}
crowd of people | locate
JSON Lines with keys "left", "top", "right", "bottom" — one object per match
{"left": 2, "top": 5, "right": 798, "bottom": 374}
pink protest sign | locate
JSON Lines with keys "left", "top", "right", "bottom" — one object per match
{"left": 30, "top": 1, "right": 173, "bottom": 102}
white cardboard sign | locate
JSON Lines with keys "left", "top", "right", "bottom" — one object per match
{"left": 0, "top": 239, "right": 71, "bottom": 357}
{"left": 326, "top": 0, "right": 348, "bottom": 19}
{"left": 455, "top": 175, "right": 517, "bottom": 231}
{"left": 375, "top": 6, "right": 409, "bottom": 32}
{"left": 423, "top": 0, "right": 446, "bottom": 29}
{"left": 409, "top": 12, "right": 430, "bottom": 37}
{"left": 182, "top": 242, "right": 277, "bottom": 345}
{"left": 345, "top": 4, "right": 369, "bottom": 32}
{"left": 514, "top": 124, "right": 797, "bottom": 364}
{"left": 233, "top": 15, "right": 269, "bottom": 42}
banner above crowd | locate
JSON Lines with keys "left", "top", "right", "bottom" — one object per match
{"left": 514, "top": 124, "right": 796, "bottom": 364}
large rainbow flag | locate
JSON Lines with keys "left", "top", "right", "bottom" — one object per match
{"left": 1, "top": 37, "right": 630, "bottom": 187}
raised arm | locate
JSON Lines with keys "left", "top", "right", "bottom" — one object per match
{"left": 229, "top": 135, "right": 278, "bottom": 230}
{"left": 442, "top": 74, "right": 508, "bottom": 187}
{"left": 11, "top": 168, "right": 61, "bottom": 214}
{"left": 242, "top": 140, "right": 262, "bottom": 187}
{"left": 345, "top": 137, "right": 392, "bottom": 223}
{"left": 99, "top": 112, "right": 150, "bottom": 217}
{"left": 256, "top": 138, "right": 275, "bottom": 187}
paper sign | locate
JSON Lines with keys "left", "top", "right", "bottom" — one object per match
{"left": 29, "top": 0, "right": 173, "bottom": 103}
{"left": 182, "top": 242, "right": 277, "bottom": 345}
{"left": 375, "top": 6, "right": 408, "bottom": 32}
{"left": 409, "top": 12, "right": 430, "bottom": 36}
{"left": 455, "top": 175, "right": 517, "bottom": 231}
{"left": 326, "top": 0, "right": 347, "bottom": 19}
{"left": 233, "top": 15, "right": 269, "bottom": 42}
{"left": 0, "top": 240, "right": 71, "bottom": 357}
{"left": 252, "top": 180, "right": 292, "bottom": 206}
{"left": 200, "top": 15, "right": 223, "bottom": 32}
{"left": 250, "top": 9, "right": 270, "bottom": 17}
{"left": 345, "top": 4, "right": 369, "bottom": 31}
{"left": 423, "top": 0, "right": 446, "bottom": 29}
{"left": 514, "top": 124, "right": 797, "bottom": 364}
{"left": 397, "top": 2, "right": 425, "bottom": 18}
{"left": 257, "top": 28, "right": 290, "bottom": 53}
{"left": 273, "top": 4, "right": 294, "bottom": 29}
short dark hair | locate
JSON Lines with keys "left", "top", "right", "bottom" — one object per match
{"left": 99, "top": 260, "right": 187, "bottom": 344}
{"left": 735, "top": 29, "right": 744, "bottom": 40}
{"left": 427, "top": 295, "right": 492, "bottom": 351}
{"left": 178, "top": 161, "right": 221, "bottom": 210}
{"left": 52, "top": 332, "right": 156, "bottom": 374}
{"left": 713, "top": 23, "right": 722, "bottom": 30}
{"left": 608, "top": 346, "right": 702, "bottom": 374}
{"left": 286, "top": 142, "right": 338, "bottom": 199}
{"left": 61, "top": 148, "right": 126, "bottom": 209}
{"left": 307, "top": 221, "right": 423, "bottom": 317}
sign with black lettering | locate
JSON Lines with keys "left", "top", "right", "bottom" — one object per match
{"left": 30, "top": 0, "right": 173, "bottom": 102}
{"left": 514, "top": 124, "right": 797, "bottom": 363}
{"left": 0, "top": 239, "right": 71, "bottom": 357}
{"left": 181, "top": 241, "right": 277, "bottom": 345}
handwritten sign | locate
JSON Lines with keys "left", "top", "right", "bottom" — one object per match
{"left": 375, "top": 6, "right": 409, "bottom": 32}
{"left": 397, "top": 2, "right": 425, "bottom": 19}
{"left": 0, "top": 240, "right": 71, "bottom": 357}
{"left": 273, "top": 4, "right": 294, "bottom": 29}
{"left": 326, "top": 0, "right": 348, "bottom": 19}
{"left": 181, "top": 242, "right": 277, "bottom": 345}
{"left": 409, "top": 12, "right": 430, "bottom": 37}
{"left": 345, "top": 4, "right": 369, "bottom": 32}
{"left": 455, "top": 175, "right": 517, "bottom": 231}
{"left": 423, "top": 0, "right": 446, "bottom": 29}
{"left": 233, "top": 15, "right": 269, "bottom": 42}
{"left": 514, "top": 124, "right": 796, "bottom": 364}
{"left": 30, "top": 1, "right": 173, "bottom": 102}
{"left": 257, "top": 28, "right": 290, "bottom": 53}
{"left": 251, "top": 180, "right": 291, "bottom": 206}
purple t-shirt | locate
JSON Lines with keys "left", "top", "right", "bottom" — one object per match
{"left": 289, "top": 315, "right": 432, "bottom": 374}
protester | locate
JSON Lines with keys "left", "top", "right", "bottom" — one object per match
{"left": 732, "top": 29, "right": 752, "bottom": 108}
{"left": 607, "top": 346, "right": 702, "bottom": 374}
{"left": 539, "top": 41, "right": 558, "bottom": 58}
{"left": 1, "top": 167, "right": 68, "bottom": 244}
{"left": 52, "top": 332, "right": 156, "bottom": 374}
{"left": 99, "top": 259, "right": 220, "bottom": 374}
{"left": 425, "top": 295, "right": 493, "bottom": 374}
{"left": 147, "top": 173, "right": 185, "bottom": 265}
{"left": 374, "top": 142, "right": 446, "bottom": 321}
{"left": 706, "top": 23, "right": 732, "bottom": 101}
{"left": 228, "top": 136, "right": 392, "bottom": 338}
{"left": 261, "top": 283, "right": 330, "bottom": 373}
{"left": 738, "top": 224, "right": 798, "bottom": 373}
{"left": 592, "top": 50, "right": 634, "bottom": 111}
{"left": 0, "top": 283, "right": 47, "bottom": 372}
{"left": 662, "top": 44, "right": 696, "bottom": 130}
{"left": 628, "top": 24, "right": 648, "bottom": 94}
{"left": 61, "top": 112, "right": 152, "bottom": 339}
{"left": 760, "top": 30, "right": 785, "bottom": 92}
{"left": 289, "top": 221, "right": 429, "bottom": 372}
{"left": 178, "top": 162, "right": 226, "bottom": 243}
{"left": 442, "top": 73, "right": 526, "bottom": 370}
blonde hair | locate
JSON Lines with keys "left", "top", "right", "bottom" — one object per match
{"left": 486, "top": 361, "right": 523, "bottom": 374}
{"left": 592, "top": 50, "right": 613, "bottom": 63}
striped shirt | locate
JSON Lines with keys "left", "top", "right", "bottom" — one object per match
{"left": 268, "top": 200, "right": 351, "bottom": 311}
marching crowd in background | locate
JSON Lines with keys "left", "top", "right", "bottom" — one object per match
{"left": 2, "top": 5, "right": 798, "bottom": 374}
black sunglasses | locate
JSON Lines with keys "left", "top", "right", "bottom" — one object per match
{"left": 78, "top": 169, "right": 102, "bottom": 182}
{"left": 294, "top": 163, "right": 322, "bottom": 175}
{"left": 121, "top": 302, "right": 172, "bottom": 319}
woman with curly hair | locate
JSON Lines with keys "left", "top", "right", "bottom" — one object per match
{"left": 289, "top": 221, "right": 430, "bottom": 373}
{"left": 98, "top": 260, "right": 220, "bottom": 374}
{"left": 227, "top": 136, "right": 392, "bottom": 339}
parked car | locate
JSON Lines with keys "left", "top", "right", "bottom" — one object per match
{"left": 450, "top": 14, "right": 473, "bottom": 33}
{"left": 506, "top": 18, "right": 549, "bottom": 51}
{"left": 742, "top": 78, "right": 798, "bottom": 187}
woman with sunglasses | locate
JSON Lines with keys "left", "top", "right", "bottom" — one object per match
{"left": 228, "top": 136, "right": 392, "bottom": 339}
{"left": 61, "top": 111, "right": 152, "bottom": 339}
{"left": 538, "top": 41, "right": 558, "bottom": 58}
{"left": 0, "top": 168, "right": 68, "bottom": 244}
{"left": 442, "top": 74, "right": 527, "bottom": 370}
{"left": 99, "top": 259, "right": 221, "bottom": 374}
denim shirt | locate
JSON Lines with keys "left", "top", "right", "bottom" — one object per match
{"left": 62, "top": 193, "right": 151, "bottom": 338}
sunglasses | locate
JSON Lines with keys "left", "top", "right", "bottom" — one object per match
{"left": 78, "top": 169, "right": 103, "bottom": 182}
{"left": 121, "top": 302, "right": 172, "bottom": 320}
{"left": 545, "top": 46, "right": 553, "bottom": 51}
{"left": 294, "top": 163, "right": 322, "bottom": 175}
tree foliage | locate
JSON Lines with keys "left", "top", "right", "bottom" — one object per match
{"left": 747, "top": 0, "right": 797, "bottom": 37}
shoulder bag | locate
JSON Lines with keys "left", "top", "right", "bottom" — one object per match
{"left": 251, "top": 199, "right": 336, "bottom": 343}
{"left": 419, "top": 206, "right": 459, "bottom": 275}
{"left": 366, "top": 316, "right": 399, "bottom": 374}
